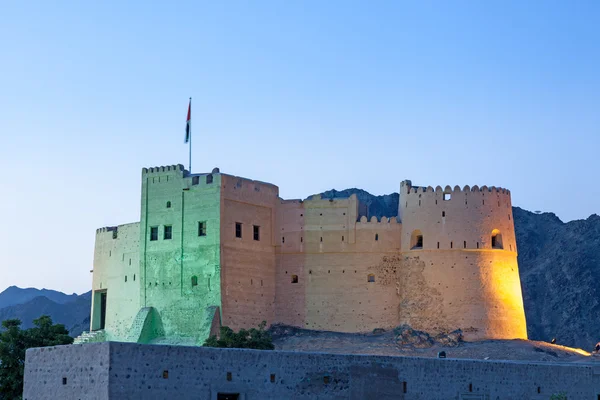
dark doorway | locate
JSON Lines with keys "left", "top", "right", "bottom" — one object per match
{"left": 217, "top": 394, "right": 239, "bottom": 400}
{"left": 100, "top": 292, "right": 107, "bottom": 330}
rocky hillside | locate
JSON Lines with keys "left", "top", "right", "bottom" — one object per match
{"left": 514, "top": 208, "right": 600, "bottom": 349}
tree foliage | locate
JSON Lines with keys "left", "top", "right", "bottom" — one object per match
{"left": 0, "top": 316, "right": 73, "bottom": 399}
{"left": 203, "top": 321, "right": 274, "bottom": 350}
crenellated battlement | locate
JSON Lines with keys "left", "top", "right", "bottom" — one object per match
{"left": 142, "top": 164, "right": 185, "bottom": 174}
{"left": 402, "top": 180, "right": 510, "bottom": 195}
{"left": 96, "top": 226, "right": 118, "bottom": 234}
{"left": 357, "top": 215, "right": 399, "bottom": 224}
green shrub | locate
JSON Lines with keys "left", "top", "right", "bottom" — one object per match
{"left": 203, "top": 321, "right": 274, "bottom": 350}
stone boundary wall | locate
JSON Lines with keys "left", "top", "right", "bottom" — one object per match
{"left": 24, "top": 342, "right": 600, "bottom": 400}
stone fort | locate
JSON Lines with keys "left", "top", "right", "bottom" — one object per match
{"left": 79, "top": 164, "right": 527, "bottom": 345}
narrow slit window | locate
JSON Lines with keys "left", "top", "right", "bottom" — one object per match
{"left": 437, "top": 242, "right": 440, "bottom": 249}
{"left": 235, "top": 222, "right": 242, "bottom": 238}
{"left": 166, "top": 201, "right": 171, "bottom": 208}
{"left": 282, "top": 236, "right": 285, "bottom": 244}
{"left": 191, "top": 276, "right": 198, "bottom": 287}
{"left": 451, "top": 241, "right": 453, "bottom": 248}
{"left": 320, "top": 237, "right": 323, "bottom": 242}
{"left": 464, "top": 241, "right": 467, "bottom": 248}
{"left": 375, "top": 234, "right": 379, "bottom": 241}
{"left": 442, "top": 211, "right": 445, "bottom": 217}
{"left": 253, "top": 225, "right": 260, "bottom": 241}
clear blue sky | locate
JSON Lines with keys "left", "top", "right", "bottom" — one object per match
{"left": 1, "top": 1, "right": 598, "bottom": 294}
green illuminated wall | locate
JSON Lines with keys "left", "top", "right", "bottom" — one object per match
{"left": 139, "top": 166, "right": 222, "bottom": 343}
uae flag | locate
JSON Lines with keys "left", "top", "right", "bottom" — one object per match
{"left": 185, "top": 99, "right": 191, "bottom": 143}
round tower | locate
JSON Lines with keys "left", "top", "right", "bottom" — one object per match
{"left": 397, "top": 180, "right": 527, "bottom": 340}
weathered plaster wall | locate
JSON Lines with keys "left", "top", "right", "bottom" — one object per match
{"left": 275, "top": 195, "right": 401, "bottom": 332}
{"left": 398, "top": 181, "right": 527, "bottom": 340}
{"left": 24, "top": 343, "right": 600, "bottom": 400}
{"left": 219, "top": 175, "right": 278, "bottom": 331}
{"left": 139, "top": 166, "right": 221, "bottom": 343}
{"left": 91, "top": 223, "right": 140, "bottom": 340}
{"left": 24, "top": 344, "right": 110, "bottom": 400}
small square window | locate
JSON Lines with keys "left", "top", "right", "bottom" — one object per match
{"left": 192, "top": 176, "right": 199, "bottom": 185}
{"left": 166, "top": 201, "right": 171, "bottom": 208}
{"left": 150, "top": 227, "right": 158, "bottom": 241}
{"left": 164, "top": 225, "right": 172, "bottom": 240}
{"left": 323, "top": 376, "right": 330, "bottom": 384}
{"left": 62, "top": 377, "right": 67, "bottom": 385}
{"left": 368, "top": 274, "right": 375, "bottom": 283}
{"left": 206, "top": 174, "right": 213, "bottom": 184}
{"left": 443, "top": 193, "right": 451, "bottom": 201}
{"left": 291, "top": 275, "right": 298, "bottom": 283}
{"left": 253, "top": 225, "right": 260, "bottom": 241}
{"left": 163, "top": 370, "right": 169, "bottom": 379}
{"left": 198, "top": 221, "right": 207, "bottom": 237}
{"left": 235, "top": 223, "right": 242, "bottom": 238}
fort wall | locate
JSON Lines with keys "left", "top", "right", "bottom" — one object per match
{"left": 274, "top": 195, "right": 401, "bottom": 332}
{"left": 24, "top": 343, "right": 600, "bottom": 400}
{"left": 219, "top": 174, "right": 279, "bottom": 331}
{"left": 90, "top": 223, "right": 140, "bottom": 341}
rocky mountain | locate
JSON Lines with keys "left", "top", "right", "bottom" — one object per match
{"left": 0, "top": 286, "right": 78, "bottom": 309}
{"left": 1, "top": 189, "right": 598, "bottom": 349}
{"left": 0, "top": 290, "right": 91, "bottom": 337}
{"left": 513, "top": 207, "right": 600, "bottom": 349}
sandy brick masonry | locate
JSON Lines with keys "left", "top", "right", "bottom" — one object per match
{"left": 23, "top": 342, "right": 600, "bottom": 400}
{"left": 83, "top": 165, "right": 527, "bottom": 345}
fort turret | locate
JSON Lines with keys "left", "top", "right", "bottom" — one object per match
{"left": 398, "top": 180, "right": 527, "bottom": 340}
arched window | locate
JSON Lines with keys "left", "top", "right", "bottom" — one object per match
{"left": 491, "top": 229, "right": 503, "bottom": 249}
{"left": 410, "top": 230, "right": 423, "bottom": 249}
{"left": 191, "top": 276, "right": 198, "bottom": 287}
{"left": 367, "top": 274, "right": 375, "bottom": 283}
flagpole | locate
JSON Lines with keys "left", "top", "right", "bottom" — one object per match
{"left": 189, "top": 97, "right": 192, "bottom": 172}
